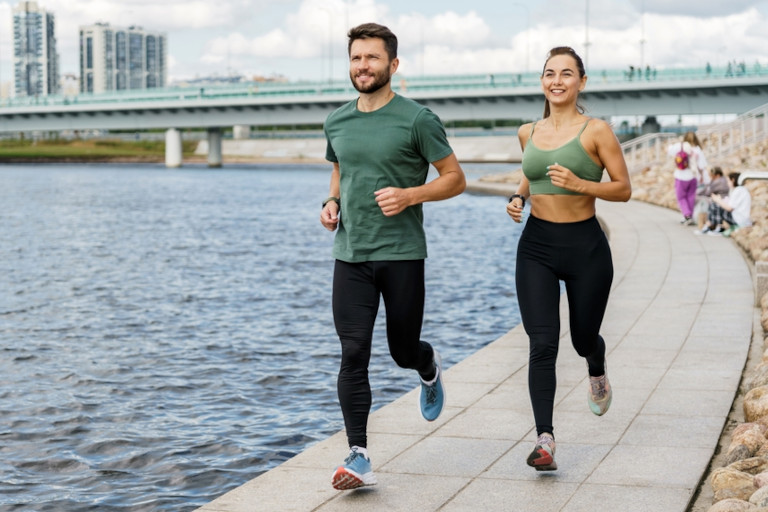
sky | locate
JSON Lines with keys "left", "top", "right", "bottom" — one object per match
{"left": 1, "top": 0, "right": 767, "bottom": 86}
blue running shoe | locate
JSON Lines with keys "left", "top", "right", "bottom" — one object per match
{"left": 420, "top": 350, "right": 445, "bottom": 421}
{"left": 331, "top": 447, "right": 377, "bottom": 490}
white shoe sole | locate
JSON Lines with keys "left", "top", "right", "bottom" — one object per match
{"left": 332, "top": 467, "right": 377, "bottom": 490}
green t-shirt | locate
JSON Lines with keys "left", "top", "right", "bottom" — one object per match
{"left": 324, "top": 94, "right": 454, "bottom": 262}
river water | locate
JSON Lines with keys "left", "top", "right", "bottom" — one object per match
{"left": 0, "top": 162, "right": 523, "bottom": 511}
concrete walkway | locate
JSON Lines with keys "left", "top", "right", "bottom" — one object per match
{"left": 196, "top": 196, "right": 757, "bottom": 512}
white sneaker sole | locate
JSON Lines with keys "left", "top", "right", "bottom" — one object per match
{"left": 332, "top": 467, "right": 377, "bottom": 490}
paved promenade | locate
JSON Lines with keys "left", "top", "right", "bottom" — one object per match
{"left": 196, "top": 192, "right": 757, "bottom": 512}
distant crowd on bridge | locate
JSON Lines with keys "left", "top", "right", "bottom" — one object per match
{"left": 718, "top": 60, "right": 761, "bottom": 78}
{"left": 623, "top": 65, "right": 657, "bottom": 81}
{"left": 622, "top": 60, "right": 762, "bottom": 82}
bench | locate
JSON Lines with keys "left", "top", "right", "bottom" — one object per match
{"left": 738, "top": 170, "right": 768, "bottom": 185}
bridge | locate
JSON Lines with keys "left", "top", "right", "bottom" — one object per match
{"left": 2, "top": 65, "right": 768, "bottom": 166}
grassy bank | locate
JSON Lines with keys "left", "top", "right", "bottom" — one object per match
{"left": 0, "top": 139, "right": 198, "bottom": 162}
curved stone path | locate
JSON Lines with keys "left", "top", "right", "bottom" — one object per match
{"left": 196, "top": 193, "right": 756, "bottom": 512}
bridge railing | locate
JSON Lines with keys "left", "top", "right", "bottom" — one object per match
{"left": 622, "top": 101, "right": 768, "bottom": 174}
{"left": 621, "top": 132, "right": 680, "bottom": 173}
{"left": 3, "top": 64, "right": 768, "bottom": 110}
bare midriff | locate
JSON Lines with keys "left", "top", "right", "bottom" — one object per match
{"left": 530, "top": 195, "right": 597, "bottom": 223}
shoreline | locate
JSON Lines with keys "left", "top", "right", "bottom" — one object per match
{"left": 0, "top": 135, "right": 523, "bottom": 165}
{"left": 0, "top": 155, "right": 328, "bottom": 165}
{"left": 0, "top": 156, "right": 521, "bottom": 165}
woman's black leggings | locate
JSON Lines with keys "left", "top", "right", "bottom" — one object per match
{"left": 332, "top": 259, "right": 436, "bottom": 449}
{"left": 516, "top": 215, "right": 613, "bottom": 437}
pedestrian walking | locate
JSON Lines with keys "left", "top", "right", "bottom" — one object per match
{"left": 667, "top": 131, "right": 709, "bottom": 225}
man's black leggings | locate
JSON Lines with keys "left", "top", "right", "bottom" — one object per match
{"left": 332, "top": 259, "right": 436, "bottom": 449}
{"left": 516, "top": 215, "right": 613, "bottom": 437}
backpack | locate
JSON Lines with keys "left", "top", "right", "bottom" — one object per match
{"left": 674, "top": 143, "right": 690, "bottom": 170}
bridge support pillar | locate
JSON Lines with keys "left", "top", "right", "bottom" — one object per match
{"left": 207, "top": 128, "right": 223, "bottom": 168}
{"left": 233, "top": 125, "right": 251, "bottom": 139}
{"left": 165, "top": 128, "right": 183, "bottom": 168}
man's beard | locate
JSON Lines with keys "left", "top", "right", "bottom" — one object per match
{"left": 350, "top": 69, "right": 391, "bottom": 94}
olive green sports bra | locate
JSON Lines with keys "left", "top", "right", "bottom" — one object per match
{"left": 522, "top": 120, "right": 605, "bottom": 195}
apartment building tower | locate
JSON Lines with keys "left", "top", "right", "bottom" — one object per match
{"left": 12, "top": 0, "right": 60, "bottom": 97}
{"left": 79, "top": 23, "right": 167, "bottom": 94}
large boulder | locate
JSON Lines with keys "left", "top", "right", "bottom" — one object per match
{"left": 750, "top": 364, "right": 768, "bottom": 391}
{"left": 729, "top": 458, "right": 768, "bottom": 475}
{"left": 752, "top": 486, "right": 768, "bottom": 507}
{"left": 706, "top": 498, "right": 754, "bottom": 511}
{"left": 755, "top": 470, "right": 768, "bottom": 488}
{"left": 745, "top": 388, "right": 768, "bottom": 423}
{"left": 763, "top": 308, "right": 768, "bottom": 335}
{"left": 726, "top": 423, "right": 768, "bottom": 465}
{"left": 712, "top": 467, "right": 758, "bottom": 502}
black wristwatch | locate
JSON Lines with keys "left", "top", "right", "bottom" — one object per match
{"left": 322, "top": 196, "right": 340, "bottom": 208}
{"left": 508, "top": 194, "right": 526, "bottom": 207}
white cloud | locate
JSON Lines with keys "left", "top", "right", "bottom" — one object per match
{"left": 41, "top": 0, "right": 257, "bottom": 30}
{"left": 200, "top": 0, "right": 386, "bottom": 63}
{"left": 586, "top": 8, "right": 768, "bottom": 70}
{"left": 631, "top": 0, "right": 760, "bottom": 17}
{"left": 0, "top": 0, "right": 271, "bottom": 78}
{"left": 2, "top": 0, "right": 767, "bottom": 84}
{"left": 424, "top": 3, "right": 764, "bottom": 80}
{"left": 197, "top": 2, "right": 499, "bottom": 80}
{"left": 395, "top": 11, "right": 492, "bottom": 49}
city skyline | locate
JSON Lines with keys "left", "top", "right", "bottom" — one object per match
{"left": 11, "top": 0, "right": 59, "bottom": 96}
{"left": 1, "top": 0, "right": 767, "bottom": 88}
{"left": 79, "top": 23, "right": 167, "bottom": 94}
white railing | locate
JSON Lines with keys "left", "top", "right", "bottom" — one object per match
{"left": 621, "top": 132, "right": 679, "bottom": 173}
{"left": 622, "top": 102, "right": 768, "bottom": 173}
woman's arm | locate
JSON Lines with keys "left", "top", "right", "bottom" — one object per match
{"left": 506, "top": 124, "right": 532, "bottom": 223}
{"left": 711, "top": 193, "right": 733, "bottom": 212}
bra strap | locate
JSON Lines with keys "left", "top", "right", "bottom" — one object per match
{"left": 577, "top": 118, "right": 591, "bottom": 136}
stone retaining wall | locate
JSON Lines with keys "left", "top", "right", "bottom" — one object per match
{"left": 195, "top": 135, "right": 523, "bottom": 163}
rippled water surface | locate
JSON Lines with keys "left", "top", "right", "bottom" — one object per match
{"left": 0, "top": 163, "right": 522, "bottom": 511}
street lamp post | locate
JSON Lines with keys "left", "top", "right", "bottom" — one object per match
{"left": 640, "top": 0, "right": 646, "bottom": 70}
{"left": 511, "top": 3, "right": 531, "bottom": 72}
{"left": 318, "top": 7, "right": 334, "bottom": 84}
{"left": 584, "top": 0, "right": 591, "bottom": 70}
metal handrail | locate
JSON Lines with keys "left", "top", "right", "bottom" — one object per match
{"left": 622, "top": 101, "right": 768, "bottom": 173}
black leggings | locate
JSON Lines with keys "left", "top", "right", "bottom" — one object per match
{"left": 332, "top": 259, "right": 436, "bottom": 449}
{"left": 516, "top": 215, "right": 613, "bottom": 437}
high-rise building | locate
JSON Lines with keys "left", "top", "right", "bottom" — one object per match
{"left": 12, "top": 1, "right": 60, "bottom": 97}
{"left": 79, "top": 23, "right": 167, "bottom": 94}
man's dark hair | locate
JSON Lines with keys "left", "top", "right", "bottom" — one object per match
{"left": 347, "top": 23, "right": 398, "bottom": 60}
